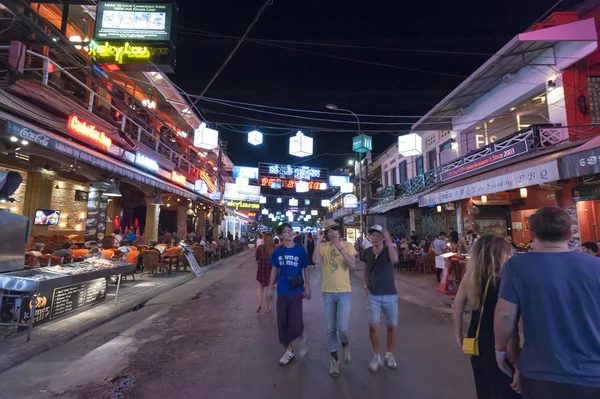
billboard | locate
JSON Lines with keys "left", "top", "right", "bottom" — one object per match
{"left": 329, "top": 175, "right": 349, "bottom": 187}
{"left": 224, "top": 183, "right": 260, "bottom": 202}
{"left": 233, "top": 166, "right": 259, "bottom": 180}
{"left": 95, "top": 2, "right": 173, "bottom": 41}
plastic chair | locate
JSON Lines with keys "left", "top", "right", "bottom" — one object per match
{"left": 163, "top": 247, "right": 182, "bottom": 274}
{"left": 129, "top": 246, "right": 138, "bottom": 252}
{"left": 102, "top": 249, "right": 115, "bottom": 259}
{"left": 123, "top": 251, "right": 140, "bottom": 280}
{"left": 70, "top": 249, "right": 89, "bottom": 261}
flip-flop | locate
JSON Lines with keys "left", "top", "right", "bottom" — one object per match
{"left": 256, "top": 305, "right": 261, "bottom": 313}
{"left": 266, "top": 308, "right": 271, "bottom": 313}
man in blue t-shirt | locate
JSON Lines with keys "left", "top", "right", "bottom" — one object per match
{"left": 495, "top": 207, "right": 600, "bottom": 399}
{"left": 267, "top": 223, "right": 311, "bottom": 366}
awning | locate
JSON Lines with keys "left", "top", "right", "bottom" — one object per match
{"left": 558, "top": 136, "right": 600, "bottom": 179}
{"left": 1, "top": 111, "right": 208, "bottom": 201}
{"left": 369, "top": 186, "right": 437, "bottom": 214}
{"left": 417, "top": 149, "right": 571, "bottom": 207}
{"left": 412, "top": 18, "right": 598, "bottom": 131}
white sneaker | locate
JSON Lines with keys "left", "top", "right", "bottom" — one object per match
{"left": 279, "top": 351, "right": 294, "bottom": 366}
{"left": 385, "top": 352, "right": 397, "bottom": 369}
{"left": 295, "top": 331, "right": 309, "bottom": 358}
{"left": 369, "top": 354, "right": 383, "bottom": 372}
{"left": 343, "top": 343, "right": 351, "bottom": 363}
{"left": 329, "top": 357, "right": 340, "bottom": 378}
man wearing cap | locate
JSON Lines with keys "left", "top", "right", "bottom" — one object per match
{"left": 314, "top": 219, "right": 357, "bottom": 378}
{"left": 362, "top": 225, "right": 399, "bottom": 372}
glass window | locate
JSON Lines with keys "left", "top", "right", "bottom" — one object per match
{"left": 383, "top": 171, "right": 388, "bottom": 187}
{"left": 399, "top": 161, "right": 407, "bottom": 182}
{"left": 415, "top": 156, "right": 424, "bottom": 175}
{"left": 439, "top": 140, "right": 452, "bottom": 151}
{"left": 427, "top": 150, "right": 437, "bottom": 171}
{"left": 391, "top": 168, "right": 397, "bottom": 185}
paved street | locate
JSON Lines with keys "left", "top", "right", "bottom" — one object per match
{"left": 0, "top": 251, "right": 476, "bottom": 399}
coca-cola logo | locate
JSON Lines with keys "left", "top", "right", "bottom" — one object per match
{"left": 19, "top": 128, "right": 50, "bottom": 147}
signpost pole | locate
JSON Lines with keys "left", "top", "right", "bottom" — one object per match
{"left": 358, "top": 152, "right": 363, "bottom": 238}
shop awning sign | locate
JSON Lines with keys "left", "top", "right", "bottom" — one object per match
{"left": 419, "top": 161, "right": 559, "bottom": 207}
{"left": 559, "top": 147, "right": 600, "bottom": 179}
{"left": 135, "top": 152, "right": 159, "bottom": 172}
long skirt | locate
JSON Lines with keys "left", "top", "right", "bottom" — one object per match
{"left": 276, "top": 292, "right": 304, "bottom": 348}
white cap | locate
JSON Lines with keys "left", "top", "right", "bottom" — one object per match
{"left": 368, "top": 225, "right": 383, "bottom": 234}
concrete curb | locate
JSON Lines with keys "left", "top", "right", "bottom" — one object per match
{"left": 0, "top": 251, "right": 250, "bottom": 375}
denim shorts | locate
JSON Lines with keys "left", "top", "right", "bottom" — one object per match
{"left": 368, "top": 294, "right": 399, "bottom": 326}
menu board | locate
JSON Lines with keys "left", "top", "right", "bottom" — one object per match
{"left": 85, "top": 190, "right": 108, "bottom": 242}
{"left": 50, "top": 278, "right": 107, "bottom": 319}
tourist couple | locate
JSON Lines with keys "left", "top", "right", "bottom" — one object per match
{"left": 268, "top": 219, "right": 399, "bottom": 377}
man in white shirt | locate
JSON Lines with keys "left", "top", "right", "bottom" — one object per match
{"left": 432, "top": 232, "right": 448, "bottom": 282}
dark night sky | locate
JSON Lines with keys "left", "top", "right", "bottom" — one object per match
{"left": 171, "top": 0, "right": 560, "bottom": 169}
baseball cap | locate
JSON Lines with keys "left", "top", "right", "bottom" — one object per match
{"left": 368, "top": 225, "right": 383, "bottom": 234}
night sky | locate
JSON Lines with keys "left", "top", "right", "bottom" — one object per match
{"left": 172, "top": 0, "right": 560, "bottom": 169}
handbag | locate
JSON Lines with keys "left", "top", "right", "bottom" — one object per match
{"left": 282, "top": 247, "right": 305, "bottom": 290}
{"left": 462, "top": 276, "right": 492, "bottom": 356}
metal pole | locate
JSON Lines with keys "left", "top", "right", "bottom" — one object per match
{"left": 359, "top": 152, "right": 363, "bottom": 238}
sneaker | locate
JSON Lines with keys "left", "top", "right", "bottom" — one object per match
{"left": 343, "top": 343, "right": 351, "bottom": 363}
{"left": 279, "top": 351, "right": 294, "bottom": 366}
{"left": 295, "top": 331, "right": 309, "bottom": 358}
{"left": 385, "top": 352, "right": 397, "bottom": 369}
{"left": 329, "top": 357, "right": 340, "bottom": 378}
{"left": 369, "top": 354, "right": 383, "bottom": 372}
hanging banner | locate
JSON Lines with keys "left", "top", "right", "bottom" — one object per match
{"left": 419, "top": 161, "right": 559, "bottom": 207}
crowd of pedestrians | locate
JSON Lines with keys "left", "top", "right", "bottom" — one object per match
{"left": 252, "top": 206, "right": 600, "bottom": 398}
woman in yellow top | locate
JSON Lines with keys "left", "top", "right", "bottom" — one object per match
{"left": 313, "top": 219, "right": 357, "bottom": 378}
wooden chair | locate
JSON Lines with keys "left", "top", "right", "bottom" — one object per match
{"left": 163, "top": 247, "right": 182, "bottom": 274}
{"left": 142, "top": 250, "right": 162, "bottom": 276}
{"left": 423, "top": 253, "right": 436, "bottom": 274}
{"left": 191, "top": 246, "right": 205, "bottom": 268}
{"left": 70, "top": 249, "right": 89, "bottom": 261}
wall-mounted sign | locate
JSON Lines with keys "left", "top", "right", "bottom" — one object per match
{"left": 94, "top": 2, "right": 173, "bottom": 41}
{"left": 259, "top": 162, "right": 328, "bottom": 182}
{"left": 329, "top": 175, "right": 350, "bottom": 187}
{"left": 135, "top": 152, "right": 159, "bottom": 172}
{"left": 67, "top": 115, "right": 112, "bottom": 150}
{"left": 260, "top": 178, "right": 322, "bottom": 191}
{"left": 194, "top": 180, "right": 208, "bottom": 195}
{"left": 572, "top": 185, "right": 600, "bottom": 202}
{"left": 232, "top": 166, "right": 259, "bottom": 180}
{"left": 170, "top": 171, "right": 186, "bottom": 186}
{"left": 224, "top": 182, "right": 260, "bottom": 202}
{"left": 343, "top": 194, "right": 359, "bottom": 208}
{"left": 225, "top": 200, "right": 260, "bottom": 211}
{"left": 419, "top": 161, "right": 559, "bottom": 207}
{"left": 440, "top": 140, "right": 529, "bottom": 181}
{"left": 247, "top": 211, "right": 257, "bottom": 218}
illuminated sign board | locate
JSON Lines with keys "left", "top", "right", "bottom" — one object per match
{"left": 197, "top": 170, "right": 217, "bottom": 193}
{"left": 135, "top": 152, "right": 159, "bottom": 172}
{"left": 233, "top": 166, "right": 259, "bottom": 180}
{"left": 225, "top": 200, "right": 260, "bottom": 211}
{"left": 194, "top": 180, "right": 208, "bottom": 195}
{"left": 94, "top": 2, "right": 173, "bottom": 41}
{"left": 329, "top": 175, "right": 350, "bottom": 187}
{"left": 170, "top": 171, "right": 186, "bottom": 186}
{"left": 67, "top": 115, "right": 112, "bottom": 150}
{"left": 343, "top": 194, "right": 358, "bottom": 209}
{"left": 224, "top": 183, "right": 260, "bottom": 202}
{"left": 89, "top": 41, "right": 169, "bottom": 65}
{"left": 260, "top": 178, "right": 322, "bottom": 191}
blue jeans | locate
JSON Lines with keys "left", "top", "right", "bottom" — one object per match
{"left": 368, "top": 294, "right": 399, "bottom": 326}
{"left": 322, "top": 292, "right": 351, "bottom": 353}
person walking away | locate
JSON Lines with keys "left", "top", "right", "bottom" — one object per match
{"left": 313, "top": 219, "right": 357, "bottom": 378}
{"left": 255, "top": 233, "right": 264, "bottom": 250}
{"left": 495, "top": 207, "right": 600, "bottom": 399}
{"left": 267, "top": 223, "right": 311, "bottom": 366}
{"left": 433, "top": 232, "right": 448, "bottom": 282}
{"left": 449, "top": 227, "right": 459, "bottom": 245}
{"left": 306, "top": 233, "right": 315, "bottom": 268}
{"left": 361, "top": 225, "right": 400, "bottom": 372}
{"left": 453, "top": 235, "right": 520, "bottom": 399}
{"left": 256, "top": 233, "right": 276, "bottom": 313}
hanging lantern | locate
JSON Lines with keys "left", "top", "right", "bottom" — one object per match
{"left": 277, "top": 198, "right": 282, "bottom": 203}
{"left": 520, "top": 187, "right": 528, "bottom": 198}
{"left": 481, "top": 195, "right": 488, "bottom": 204}
{"left": 248, "top": 130, "right": 263, "bottom": 146}
{"left": 194, "top": 122, "right": 219, "bottom": 150}
{"left": 296, "top": 181, "right": 309, "bottom": 193}
{"left": 437, "top": 205, "right": 442, "bottom": 213}
{"left": 321, "top": 199, "right": 330, "bottom": 207}
{"left": 319, "top": 183, "right": 328, "bottom": 190}
{"left": 398, "top": 133, "right": 422, "bottom": 156}
{"left": 289, "top": 131, "right": 313, "bottom": 157}
{"left": 261, "top": 209, "right": 268, "bottom": 215}
{"left": 259, "top": 196, "right": 267, "bottom": 204}
{"left": 352, "top": 134, "right": 373, "bottom": 153}
{"left": 311, "top": 210, "right": 318, "bottom": 215}
{"left": 340, "top": 182, "right": 354, "bottom": 193}
{"left": 289, "top": 198, "right": 299, "bottom": 206}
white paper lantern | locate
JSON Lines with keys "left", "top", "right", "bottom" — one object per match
{"left": 321, "top": 199, "right": 330, "bottom": 207}
{"left": 277, "top": 198, "right": 282, "bottom": 203}
{"left": 248, "top": 130, "right": 263, "bottom": 146}
{"left": 259, "top": 196, "right": 267, "bottom": 204}
{"left": 311, "top": 210, "right": 318, "bottom": 215}
{"left": 296, "top": 181, "right": 309, "bottom": 193}
{"left": 397, "top": 133, "right": 422, "bottom": 156}
{"left": 289, "top": 131, "right": 313, "bottom": 157}
{"left": 340, "top": 182, "right": 354, "bottom": 193}
{"left": 268, "top": 213, "right": 274, "bottom": 218}
{"left": 289, "top": 198, "right": 299, "bottom": 206}
{"left": 194, "top": 122, "right": 219, "bottom": 150}
{"left": 236, "top": 177, "right": 249, "bottom": 186}
{"left": 301, "top": 210, "right": 306, "bottom": 215}
{"left": 261, "top": 208, "right": 268, "bottom": 215}
{"left": 319, "top": 183, "right": 328, "bottom": 190}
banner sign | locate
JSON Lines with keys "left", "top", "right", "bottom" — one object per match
{"left": 560, "top": 147, "right": 600, "bottom": 179}
{"left": 7, "top": 121, "right": 196, "bottom": 199}
{"left": 260, "top": 177, "right": 322, "bottom": 191}
{"left": 419, "top": 161, "right": 559, "bottom": 207}
{"left": 440, "top": 140, "right": 529, "bottom": 181}
{"left": 258, "top": 162, "right": 328, "bottom": 183}
{"left": 329, "top": 175, "right": 349, "bottom": 187}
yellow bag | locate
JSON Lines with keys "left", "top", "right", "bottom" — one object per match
{"left": 462, "top": 276, "right": 492, "bottom": 356}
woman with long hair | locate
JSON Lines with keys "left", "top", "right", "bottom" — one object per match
{"left": 306, "top": 233, "right": 315, "bottom": 268}
{"left": 453, "top": 234, "right": 521, "bottom": 399}
{"left": 256, "top": 233, "right": 276, "bottom": 313}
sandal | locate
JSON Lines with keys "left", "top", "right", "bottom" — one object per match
{"left": 266, "top": 308, "right": 271, "bottom": 313}
{"left": 256, "top": 305, "right": 261, "bottom": 313}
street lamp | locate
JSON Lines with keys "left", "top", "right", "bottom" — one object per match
{"left": 348, "top": 159, "right": 354, "bottom": 166}
{"left": 327, "top": 103, "right": 364, "bottom": 238}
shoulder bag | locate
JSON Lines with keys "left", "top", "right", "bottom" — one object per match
{"left": 462, "top": 276, "right": 492, "bottom": 356}
{"left": 282, "top": 246, "right": 305, "bottom": 290}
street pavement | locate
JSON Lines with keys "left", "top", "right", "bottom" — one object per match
{"left": 0, "top": 250, "right": 476, "bottom": 399}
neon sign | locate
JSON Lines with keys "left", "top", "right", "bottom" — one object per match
{"left": 197, "top": 170, "right": 217, "bottom": 193}
{"left": 225, "top": 200, "right": 260, "bottom": 210}
{"left": 135, "top": 152, "right": 159, "bottom": 172}
{"left": 67, "top": 115, "right": 112, "bottom": 150}
{"left": 170, "top": 171, "right": 186, "bottom": 186}
{"left": 260, "top": 178, "right": 321, "bottom": 191}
